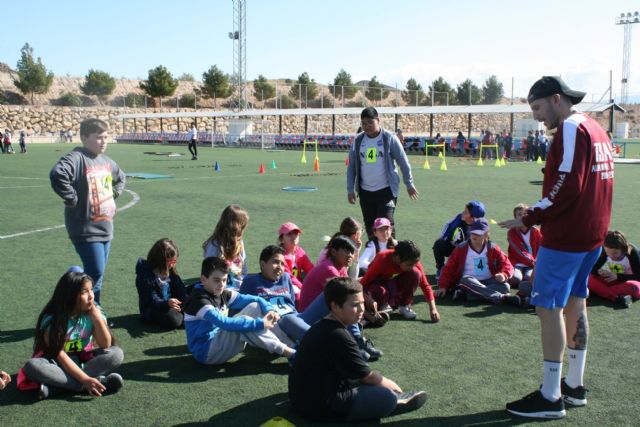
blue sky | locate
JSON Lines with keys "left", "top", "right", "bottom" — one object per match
{"left": 1, "top": 0, "right": 639, "bottom": 99}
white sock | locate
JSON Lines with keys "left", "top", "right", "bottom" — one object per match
{"left": 541, "top": 360, "right": 562, "bottom": 401}
{"left": 565, "top": 348, "right": 587, "bottom": 388}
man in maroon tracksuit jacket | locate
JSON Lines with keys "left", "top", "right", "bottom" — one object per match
{"left": 500, "top": 76, "right": 614, "bottom": 419}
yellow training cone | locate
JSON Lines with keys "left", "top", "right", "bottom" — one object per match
{"left": 300, "top": 154, "right": 307, "bottom": 164}
{"left": 423, "top": 158, "right": 431, "bottom": 169}
{"left": 500, "top": 157, "right": 506, "bottom": 166}
{"left": 260, "top": 416, "right": 296, "bottom": 427}
{"left": 477, "top": 157, "right": 484, "bottom": 166}
{"left": 440, "top": 159, "right": 447, "bottom": 171}
{"left": 437, "top": 151, "right": 443, "bottom": 158}
{"left": 536, "top": 156, "right": 543, "bottom": 164}
{"left": 494, "top": 158, "right": 502, "bottom": 168}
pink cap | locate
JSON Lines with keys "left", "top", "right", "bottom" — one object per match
{"left": 279, "top": 222, "right": 302, "bottom": 236}
{"left": 373, "top": 217, "right": 391, "bottom": 229}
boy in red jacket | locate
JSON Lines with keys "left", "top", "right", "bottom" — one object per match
{"left": 507, "top": 203, "right": 542, "bottom": 302}
{"left": 435, "top": 218, "right": 520, "bottom": 306}
{"left": 360, "top": 240, "right": 440, "bottom": 322}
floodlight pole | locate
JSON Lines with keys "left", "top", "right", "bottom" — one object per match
{"left": 229, "top": 0, "right": 247, "bottom": 110}
{"left": 615, "top": 11, "right": 639, "bottom": 104}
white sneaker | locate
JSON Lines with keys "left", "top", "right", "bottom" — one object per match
{"left": 398, "top": 305, "right": 417, "bottom": 320}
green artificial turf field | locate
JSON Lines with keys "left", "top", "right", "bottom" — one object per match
{"left": 1, "top": 143, "right": 638, "bottom": 426}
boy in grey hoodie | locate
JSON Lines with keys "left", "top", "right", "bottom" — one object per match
{"left": 50, "top": 118, "right": 126, "bottom": 303}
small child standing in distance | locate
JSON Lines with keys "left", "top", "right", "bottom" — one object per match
{"left": 507, "top": 203, "right": 542, "bottom": 302}
{"left": 278, "top": 222, "right": 314, "bottom": 303}
{"left": 202, "top": 205, "right": 250, "bottom": 289}
{"left": 50, "top": 118, "right": 126, "bottom": 305}
{"left": 588, "top": 230, "right": 640, "bottom": 308}
{"left": 359, "top": 217, "right": 397, "bottom": 274}
{"left": 432, "top": 200, "right": 486, "bottom": 279}
{"left": 436, "top": 218, "right": 520, "bottom": 306}
{"left": 21, "top": 270, "right": 124, "bottom": 400}
{"left": 183, "top": 257, "right": 296, "bottom": 365}
{"left": 135, "top": 238, "right": 188, "bottom": 329}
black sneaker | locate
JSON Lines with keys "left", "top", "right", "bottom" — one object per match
{"left": 452, "top": 289, "right": 466, "bottom": 301}
{"left": 99, "top": 373, "right": 124, "bottom": 395}
{"left": 616, "top": 295, "right": 632, "bottom": 308}
{"left": 561, "top": 378, "right": 588, "bottom": 406}
{"left": 506, "top": 390, "right": 566, "bottom": 419}
{"left": 359, "top": 348, "right": 371, "bottom": 362}
{"left": 391, "top": 391, "right": 428, "bottom": 415}
{"left": 357, "top": 336, "right": 382, "bottom": 361}
{"left": 503, "top": 294, "right": 522, "bottom": 306}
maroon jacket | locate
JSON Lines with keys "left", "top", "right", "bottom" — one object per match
{"left": 507, "top": 226, "right": 542, "bottom": 268}
{"left": 437, "top": 241, "right": 514, "bottom": 291}
{"left": 522, "top": 112, "right": 614, "bottom": 252}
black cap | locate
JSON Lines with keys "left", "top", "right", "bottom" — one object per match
{"left": 527, "top": 76, "right": 585, "bottom": 105}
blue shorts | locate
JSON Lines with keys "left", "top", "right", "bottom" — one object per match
{"left": 531, "top": 246, "right": 601, "bottom": 309}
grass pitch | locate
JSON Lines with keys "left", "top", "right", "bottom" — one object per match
{"left": 1, "top": 143, "right": 638, "bottom": 426}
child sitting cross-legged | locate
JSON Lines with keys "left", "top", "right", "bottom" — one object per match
{"left": 435, "top": 218, "right": 521, "bottom": 306}
{"left": 358, "top": 217, "right": 397, "bottom": 274}
{"left": 360, "top": 240, "right": 440, "bottom": 322}
{"left": 278, "top": 222, "right": 314, "bottom": 306}
{"left": 588, "top": 230, "right": 640, "bottom": 308}
{"left": 183, "top": 256, "right": 296, "bottom": 365}
{"left": 288, "top": 276, "right": 427, "bottom": 422}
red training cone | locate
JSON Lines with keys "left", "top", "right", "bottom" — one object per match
{"left": 259, "top": 163, "right": 265, "bottom": 174}
{"left": 345, "top": 157, "right": 349, "bottom": 166}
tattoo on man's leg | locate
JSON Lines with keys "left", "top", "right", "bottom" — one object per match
{"left": 573, "top": 313, "right": 588, "bottom": 350}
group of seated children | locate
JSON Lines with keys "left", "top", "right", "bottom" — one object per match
{"left": 14, "top": 200, "right": 636, "bottom": 421}
{"left": 432, "top": 200, "right": 639, "bottom": 310}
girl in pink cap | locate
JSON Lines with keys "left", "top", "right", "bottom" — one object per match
{"left": 278, "top": 222, "right": 314, "bottom": 306}
{"left": 359, "top": 217, "right": 397, "bottom": 274}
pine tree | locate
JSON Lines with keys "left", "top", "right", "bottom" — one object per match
{"left": 252, "top": 75, "right": 275, "bottom": 101}
{"left": 201, "top": 65, "right": 232, "bottom": 108}
{"left": 139, "top": 65, "right": 179, "bottom": 105}
{"left": 13, "top": 43, "right": 54, "bottom": 104}
{"left": 402, "top": 78, "right": 426, "bottom": 106}
{"left": 456, "top": 79, "right": 482, "bottom": 105}
{"left": 289, "top": 72, "right": 318, "bottom": 101}
{"left": 81, "top": 69, "right": 116, "bottom": 105}
{"left": 329, "top": 69, "right": 357, "bottom": 101}
{"left": 365, "top": 76, "right": 390, "bottom": 102}
{"left": 482, "top": 75, "right": 504, "bottom": 104}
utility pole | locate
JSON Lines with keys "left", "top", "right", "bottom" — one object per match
{"left": 228, "top": 0, "right": 247, "bottom": 110}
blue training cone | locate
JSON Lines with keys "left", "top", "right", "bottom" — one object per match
{"left": 214, "top": 161, "right": 220, "bottom": 172}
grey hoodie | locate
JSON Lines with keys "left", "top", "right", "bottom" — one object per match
{"left": 50, "top": 147, "right": 126, "bottom": 243}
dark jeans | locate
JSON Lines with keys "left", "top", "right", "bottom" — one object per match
{"left": 432, "top": 238, "right": 455, "bottom": 270}
{"left": 358, "top": 187, "right": 396, "bottom": 239}
{"left": 73, "top": 240, "right": 111, "bottom": 304}
{"left": 344, "top": 385, "right": 398, "bottom": 421}
{"left": 149, "top": 306, "right": 184, "bottom": 330}
{"left": 188, "top": 139, "right": 198, "bottom": 157}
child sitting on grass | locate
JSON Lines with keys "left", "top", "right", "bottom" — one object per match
{"left": 202, "top": 205, "right": 250, "bottom": 289}
{"left": 435, "top": 218, "right": 520, "bottom": 306}
{"left": 135, "top": 238, "right": 187, "bottom": 330}
{"left": 241, "top": 245, "right": 312, "bottom": 344}
{"left": 507, "top": 203, "right": 542, "bottom": 303}
{"left": 588, "top": 230, "right": 640, "bottom": 308}
{"left": 183, "top": 257, "right": 296, "bottom": 365}
{"left": 278, "top": 222, "right": 314, "bottom": 304}
{"left": 432, "top": 200, "right": 486, "bottom": 279}
{"left": 358, "top": 217, "right": 397, "bottom": 274}
{"left": 289, "top": 276, "right": 427, "bottom": 422}
{"left": 317, "top": 217, "right": 363, "bottom": 280}
{"left": 360, "top": 240, "right": 440, "bottom": 322}
{"left": 21, "top": 270, "right": 124, "bottom": 400}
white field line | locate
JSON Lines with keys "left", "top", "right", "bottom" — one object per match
{"left": 0, "top": 189, "right": 140, "bottom": 240}
{"left": 0, "top": 185, "right": 48, "bottom": 189}
{"left": 0, "top": 176, "right": 46, "bottom": 180}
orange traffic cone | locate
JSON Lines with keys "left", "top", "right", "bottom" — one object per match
{"left": 259, "top": 163, "right": 265, "bottom": 174}
{"left": 313, "top": 158, "right": 320, "bottom": 172}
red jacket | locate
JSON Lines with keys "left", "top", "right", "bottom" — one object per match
{"left": 507, "top": 226, "right": 542, "bottom": 268}
{"left": 522, "top": 112, "right": 613, "bottom": 252}
{"left": 437, "top": 241, "right": 513, "bottom": 291}
{"left": 360, "top": 249, "right": 434, "bottom": 302}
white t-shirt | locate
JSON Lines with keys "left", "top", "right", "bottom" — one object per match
{"left": 359, "top": 240, "right": 388, "bottom": 271}
{"left": 603, "top": 255, "right": 632, "bottom": 275}
{"left": 189, "top": 127, "right": 198, "bottom": 140}
{"left": 359, "top": 133, "right": 388, "bottom": 191}
{"left": 462, "top": 244, "right": 492, "bottom": 280}
{"left": 515, "top": 229, "right": 532, "bottom": 268}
